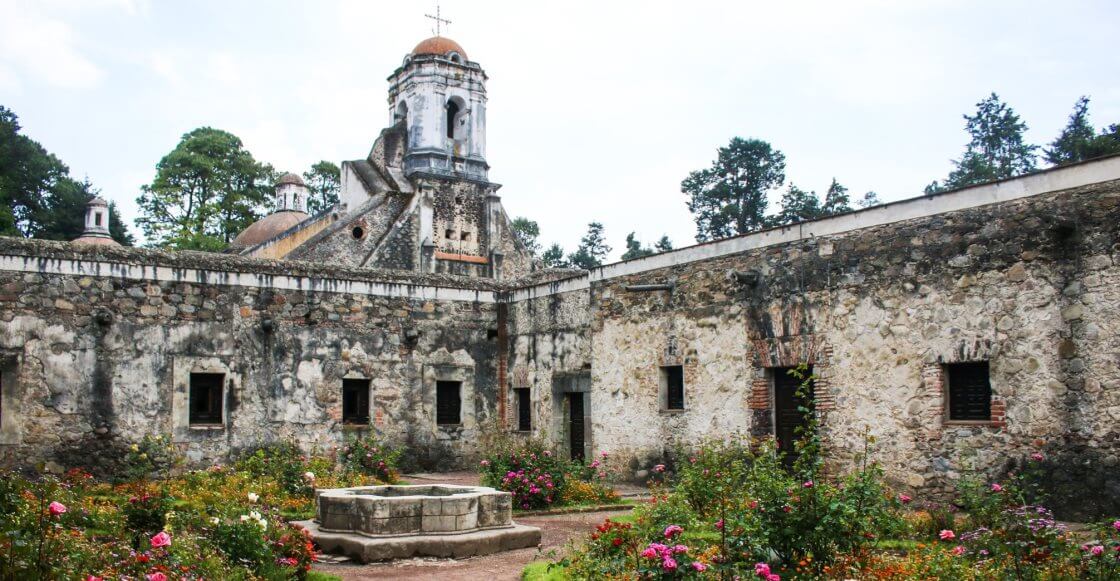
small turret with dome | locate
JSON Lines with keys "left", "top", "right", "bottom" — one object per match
{"left": 230, "top": 172, "right": 310, "bottom": 249}
{"left": 72, "top": 196, "right": 120, "bottom": 247}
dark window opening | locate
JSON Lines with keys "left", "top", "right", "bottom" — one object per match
{"left": 189, "top": 372, "right": 224, "bottom": 425}
{"left": 445, "top": 228, "right": 456, "bottom": 240}
{"left": 486, "top": 328, "right": 499, "bottom": 340}
{"left": 352, "top": 226, "right": 364, "bottom": 239}
{"left": 773, "top": 366, "right": 814, "bottom": 466}
{"left": 460, "top": 231, "right": 472, "bottom": 242}
{"left": 446, "top": 100, "right": 460, "bottom": 139}
{"left": 515, "top": 388, "right": 531, "bottom": 432}
{"left": 342, "top": 378, "right": 370, "bottom": 424}
{"left": 946, "top": 362, "right": 991, "bottom": 421}
{"left": 662, "top": 365, "right": 684, "bottom": 410}
{"left": 436, "top": 381, "right": 462, "bottom": 425}
{"left": 94, "top": 212, "right": 102, "bottom": 226}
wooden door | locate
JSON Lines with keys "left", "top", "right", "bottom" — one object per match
{"left": 773, "top": 367, "right": 813, "bottom": 466}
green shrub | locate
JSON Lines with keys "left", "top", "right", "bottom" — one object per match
{"left": 339, "top": 434, "right": 401, "bottom": 483}
{"left": 120, "top": 433, "right": 182, "bottom": 482}
{"left": 236, "top": 440, "right": 313, "bottom": 496}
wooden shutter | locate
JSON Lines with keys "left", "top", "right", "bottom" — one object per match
{"left": 947, "top": 362, "right": 991, "bottom": 421}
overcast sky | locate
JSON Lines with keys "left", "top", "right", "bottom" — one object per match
{"left": 2, "top": 0, "right": 1118, "bottom": 259}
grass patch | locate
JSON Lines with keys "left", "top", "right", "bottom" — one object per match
{"left": 522, "top": 560, "right": 570, "bottom": 581}
{"left": 307, "top": 571, "right": 343, "bottom": 581}
{"left": 872, "top": 538, "right": 922, "bottom": 552}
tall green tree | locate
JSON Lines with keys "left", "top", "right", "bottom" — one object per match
{"left": 567, "top": 222, "right": 611, "bottom": 269}
{"left": 136, "top": 127, "right": 272, "bottom": 249}
{"left": 0, "top": 105, "right": 133, "bottom": 244}
{"left": 930, "top": 93, "right": 1038, "bottom": 192}
{"left": 302, "top": 160, "right": 340, "bottom": 214}
{"left": 856, "top": 191, "right": 881, "bottom": 208}
{"left": 34, "top": 178, "right": 133, "bottom": 245}
{"left": 821, "top": 178, "right": 851, "bottom": 214}
{"left": 541, "top": 243, "right": 568, "bottom": 268}
{"left": 510, "top": 217, "right": 541, "bottom": 257}
{"left": 654, "top": 235, "right": 673, "bottom": 253}
{"left": 0, "top": 105, "right": 67, "bottom": 237}
{"left": 775, "top": 184, "right": 823, "bottom": 225}
{"left": 621, "top": 232, "right": 654, "bottom": 261}
{"left": 682, "top": 137, "right": 786, "bottom": 242}
{"left": 1044, "top": 96, "right": 1120, "bottom": 165}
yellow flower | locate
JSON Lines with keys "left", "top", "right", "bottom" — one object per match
{"left": 130, "top": 444, "right": 140, "bottom": 452}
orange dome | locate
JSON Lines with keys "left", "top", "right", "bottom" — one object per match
{"left": 411, "top": 36, "right": 467, "bottom": 60}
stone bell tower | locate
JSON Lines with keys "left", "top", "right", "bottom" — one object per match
{"left": 388, "top": 35, "right": 489, "bottom": 182}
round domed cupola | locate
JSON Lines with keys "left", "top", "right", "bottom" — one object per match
{"left": 411, "top": 36, "right": 467, "bottom": 62}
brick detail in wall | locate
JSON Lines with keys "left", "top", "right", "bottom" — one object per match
{"left": 814, "top": 344, "right": 835, "bottom": 412}
{"left": 749, "top": 377, "right": 770, "bottom": 410}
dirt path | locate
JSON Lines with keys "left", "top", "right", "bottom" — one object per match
{"left": 312, "top": 472, "right": 634, "bottom": 580}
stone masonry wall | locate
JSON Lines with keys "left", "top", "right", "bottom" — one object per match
{"left": 583, "top": 179, "right": 1120, "bottom": 514}
{"left": 0, "top": 240, "right": 502, "bottom": 474}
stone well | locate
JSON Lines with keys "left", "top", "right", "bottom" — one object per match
{"left": 298, "top": 484, "right": 541, "bottom": 562}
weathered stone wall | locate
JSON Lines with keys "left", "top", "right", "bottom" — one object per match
{"left": 506, "top": 284, "right": 591, "bottom": 450}
{"left": 581, "top": 179, "right": 1120, "bottom": 512}
{"left": 0, "top": 240, "right": 501, "bottom": 473}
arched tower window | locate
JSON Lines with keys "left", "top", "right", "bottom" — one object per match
{"left": 394, "top": 101, "right": 408, "bottom": 125}
{"left": 446, "top": 100, "right": 460, "bottom": 139}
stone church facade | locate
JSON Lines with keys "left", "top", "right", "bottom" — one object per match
{"left": 1, "top": 36, "right": 1118, "bottom": 506}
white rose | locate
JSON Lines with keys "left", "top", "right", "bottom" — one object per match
{"left": 247, "top": 492, "right": 259, "bottom": 503}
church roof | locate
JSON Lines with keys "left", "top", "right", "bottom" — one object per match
{"left": 231, "top": 210, "right": 309, "bottom": 249}
{"left": 411, "top": 36, "right": 467, "bottom": 60}
{"left": 278, "top": 172, "right": 305, "bottom": 186}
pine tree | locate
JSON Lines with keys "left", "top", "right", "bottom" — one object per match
{"left": 821, "top": 178, "right": 851, "bottom": 214}
{"left": 1045, "top": 96, "right": 1120, "bottom": 165}
{"left": 775, "top": 184, "right": 822, "bottom": 225}
{"left": 567, "top": 222, "right": 611, "bottom": 269}
{"left": 621, "top": 232, "right": 654, "bottom": 260}
{"left": 939, "top": 93, "right": 1038, "bottom": 190}
{"left": 682, "top": 137, "right": 786, "bottom": 242}
{"left": 856, "top": 191, "right": 881, "bottom": 208}
{"left": 654, "top": 235, "right": 673, "bottom": 253}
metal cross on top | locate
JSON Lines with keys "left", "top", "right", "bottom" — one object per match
{"left": 426, "top": 4, "right": 452, "bottom": 37}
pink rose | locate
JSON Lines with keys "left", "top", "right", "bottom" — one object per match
{"left": 661, "top": 557, "right": 677, "bottom": 571}
{"left": 692, "top": 562, "right": 707, "bottom": 572}
{"left": 939, "top": 529, "right": 956, "bottom": 540}
{"left": 86, "top": 577, "right": 103, "bottom": 581}
{"left": 952, "top": 545, "right": 966, "bottom": 556}
{"left": 715, "top": 518, "right": 724, "bottom": 531}
{"left": 479, "top": 460, "right": 490, "bottom": 466}
{"left": 749, "top": 500, "right": 759, "bottom": 509}
{"left": 899, "top": 494, "right": 912, "bottom": 504}
{"left": 990, "top": 483, "right": 1003, "bottom": 492}
{"left": 1090, "top": 545, "right": 1104, "bottom": 556}
{"left": 803, "top": 480, "right": 813, "bottom": 488}
{"left": 48, "top": 501, "right": 67, "bottom": 516}
{"left": 767, "top": 575, "right": 781, "bottom": 581}
{"left": 146, "top": 574, "right": 167, "bottom": 581}
{"left": 1113, "top": 520, "right": 1120, "bottom": 532}
{"left": 150, "top": 531, "right": 171, "bottom": 548}
{"left": 663, "top": 524, "right": 683, "bottom": 538}
{"left": 755, "top": 562, "right": 771, "bottom": 576}
{"left": 653, "top": 464, "right": 666, "bottom": 473}
{"left": 640, "top": 546, "right": 658, "bottom": 559}
{"left": 672, "top": 544, "right": 688, "bottom": 554}
{"left": 1030, "top": 452, "right": 1044, "bottom": 462}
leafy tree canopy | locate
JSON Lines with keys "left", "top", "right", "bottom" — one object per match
{"left": 856, "top": 191, "right": 881, "bottom": 208}
{"left": 774, "top": 178, "right": 853, "bottom": 226}
{"left": 136, "top": 127, "right": 272, "bottom": 249}
{"left": 541, "top": 243, "right": 568, "bottom": 268}
{"left": 510, "top": 217, "right": 541, "bottom": 257}
{"left": 683, "top": 137, "right": 786, "bottom": 242}
{"left": 0, "top": 105, "right": 133, "bottom": 244}
{"left": 302, "top": 160, "right": 340, "bottom": 215}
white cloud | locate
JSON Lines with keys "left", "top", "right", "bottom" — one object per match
{"left": 0, "top": 4, "right": 103, "bottom": 89}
